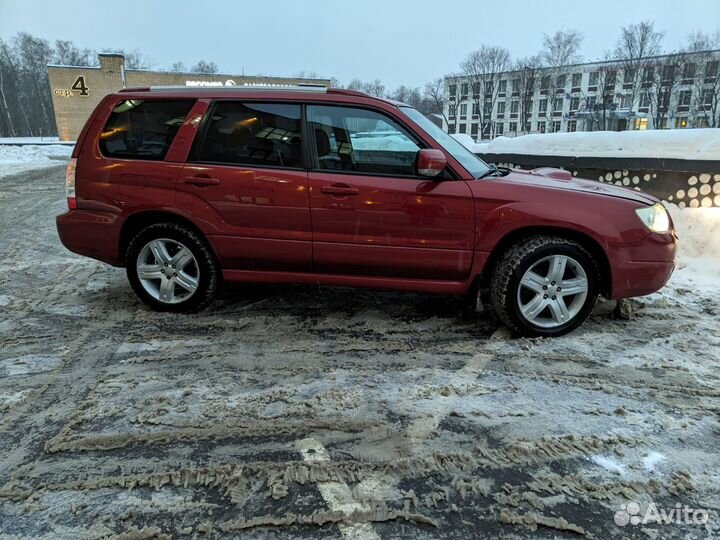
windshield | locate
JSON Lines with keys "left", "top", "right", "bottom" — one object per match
{"left": 399, "top": 106, "right": 491, "bottom": 179}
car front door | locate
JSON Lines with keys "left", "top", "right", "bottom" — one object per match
{"left": 306, "top": 104, "right": 474, "bottom": 280}
{"left": 177, "top": 101, "right": 312, "bottom": 272}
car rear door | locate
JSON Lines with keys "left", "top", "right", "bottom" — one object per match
{"left": 176, "top": 101, "right": 312, "bottom": 272}
{"left": 306, "top": 104, "right": 474, "bottom": 280}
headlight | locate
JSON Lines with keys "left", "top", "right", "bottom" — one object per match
{"left": 635, "top": 203, "right": 670, "bottom": 233}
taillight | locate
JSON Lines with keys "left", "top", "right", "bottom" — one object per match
{"left": 66, "top": 158, "right": 77, "bottom": 210}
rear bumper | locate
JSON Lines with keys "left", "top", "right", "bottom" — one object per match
{"left": 608, "top": 231, "right": 677, "bottom": 299}
{"left": 56, "top": 210, "right": 122, "bottom": 266}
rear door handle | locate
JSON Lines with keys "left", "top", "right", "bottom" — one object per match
{"left": 183, "top": 175, "right": 220, "bottom": 187}
{"left": 321, "top": 184, "right": 359, "bottom": 196}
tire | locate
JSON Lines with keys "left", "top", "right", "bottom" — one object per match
{"left": 126, "top": 223, "right": 219, "bottom": 312}
{"left": 490, "top": 236, "right": 599, "bottom": 337}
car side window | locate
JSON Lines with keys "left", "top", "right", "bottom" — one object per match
{"left": 195, "top": 102, "right": 302, "bottom": 169}
{"left": 307, "top": 105, "right": 421, "bottom": 176}
{"left": 99, "top": 99, "right": 195, "bottom": 160}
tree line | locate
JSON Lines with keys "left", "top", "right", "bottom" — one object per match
{"left": 446, "top": 22, "right": 720, "bottom": 138}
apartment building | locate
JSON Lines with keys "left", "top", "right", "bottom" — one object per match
{"left": 444, "top": 49, "right": 720, "bottom": 139}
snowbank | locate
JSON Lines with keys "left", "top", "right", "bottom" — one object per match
{"left": 666, "top": 204, "right": 720, "bottom": 287}
{"left": 0, "top": 144, "right": 74, "bottom": 179}
{"left": 455, "top": 129, "right": 720, "bottom": 161}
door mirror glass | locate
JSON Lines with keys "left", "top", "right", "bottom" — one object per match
{"left": 416, "top": 149, "right": 447, "bottom": 177}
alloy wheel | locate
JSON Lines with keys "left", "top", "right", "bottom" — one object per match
{"left": 136, "top": 238, "right": 200, "bottom": 304}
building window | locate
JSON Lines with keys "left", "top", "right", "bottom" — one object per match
{"left": 624, "top": 68, "right": 636, "bottom": 84}
{"left": 570, "top": 97, "right": 580, "bottom": 111}
{"left": 472, "top": 102, "right": 480, "bottom": 116}
{"left": 586, "top": 96, "right": 596, "bottom": 110}
{"left": 701, "top": 89, "right": 713, "bottom": 108}
{"left": 497, "top": 101, "right": 506, "bottom": 114}
{"left": 572, "top": 73, "right": 582, "bottom": 87}
{"left": 447, "top": 124, "right": 456, "bottom": 134}
{"left": 589, "top": 72, "right": 599, "bottom": 86}
{"left": 541, "top": 76, "right": 550, "bottom": 90}
{"left": 448, "top": 104, "right": 456, "bottom": 117}
{"left": 524, "top": 122, "right": 531, "bottom": 132}
{"left": 552, "top": 120, "right": 561, "bottom": 133}
{"left": 448, "top": 84, "right": 457, "bottom": 97}
{"left": 675, "top": 117, "right": 688, "bottom": 128}
{"left": 639, "top": 92, "right": 651, "bottom": 108}
{"left": 635, "top": 118, "right": 648, "bottom": 130}
{"left": 553, "top": 98, "right": 563, "bottom": 112}
{"left": 678, "top": 90, "right": 692, "bottom": 107}
{"left": 483, "top": 101, "right": 492, "bottom": 116}
{"left": 510, "top": 100, "right": 519, "bottom": 113}
{"left": 498, "top": 80, "right": 507, "bottom": 93}
{"left": 460, "top": 103, "right": 467, "bottom": 117}
{"left": 683, "top": 63, "right": 696, "bottom": 81}
{"left": 461, "top": 83, "right": 469, "bottom": 98}
{"left": 496, "top": 122, "right": 504, "bottom": 135}
{"left": 606, "top": 70, "right": 617, "bottom": 86}
{"left": 643, "top": 67, "right": 654, "bottom": 82}
{"left": 485, "top": 81, "right": 493, "bottom": 94}
{"left": 538, "top": 122, "right": 546, "bottom": 133}
{"left": 512, "top": 78, "right": 520, "bottom": 93}
{"left": 472, "top": 82, "right": 480, "bottom": 98}
{"left": 101, "top": 99, "right": 195, "bottom": 161}
{"left": 539, "top": 98, "right": 548, "bottom": 113}
{"left": 555, "top": 74, "right": 566, "bottom": 89}
{"left": 471, "top": 123, "right": 479, "bottom": 136}
{"left": 661, "top": 65, "right": 676, "bottom": 82}
{"left": 567, "top": 120, "right": 577, "bottom": 132}
{"left": 509, "top": 122, "right": 517, "bottom": 133}
{"left": 619, "top": 94, "right": 631, "bottom": 109}
{"left": 705, "top": 60, "right": 719, "bottom": 81}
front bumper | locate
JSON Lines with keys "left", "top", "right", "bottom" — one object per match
{"left": 608, "top": 231, "right": 677, "bottom": 299}
{"left": 56, "top": 210, "right": 123, "bottom": 266}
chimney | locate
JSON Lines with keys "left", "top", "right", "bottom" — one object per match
{"left": 98, "top": 52, "right": 126, "bottom": 87}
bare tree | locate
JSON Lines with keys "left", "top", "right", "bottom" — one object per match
{"left": 648, "top": 52, "right": 687, "bottom": 128}
{"left": 53, "top": 40, "right": 95, "bottom": 66}
{"left": 540, "top": 30, "right": 584, "bottom": 68}
{"left": 346, "top": 78, "right": 386, "bottom": 98}
{"left": 460, "top": 45, "right": 511, "bottom": 139}
{"left": 169, "top": 61, "right": 186, "bottom": 72}
{"left": 685, "top": 32, "right": 720, "bottom": 128}
{"left": 112, "top": 49, "right": 151, "bottom": 69}
{"left": 424, "top": 78, "right": 449, "bottom": 127}
{"left": 612, "top": 20, "right": 664, "bottom": 127}
{"left": 579, "top": 59, "right": 621, "bottom": 131}
{"left": 514, "top": 56, "right": 542, "bottom": 135}
{"left": 190, "top": 60, "right": 219, "bottom": 74}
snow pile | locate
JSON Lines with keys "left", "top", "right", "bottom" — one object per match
{"left": 454, "top": 129, "right": 720, "bottom": 161}
{"left": 666, "top": 203, "right": 720, "bottom": 287}
{"left": 0, "top": 144, "right": 73, "bottom": 179}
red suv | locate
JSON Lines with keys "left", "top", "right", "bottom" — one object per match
{"left": 57, "top": 86, "right": 676, "bottom": 336}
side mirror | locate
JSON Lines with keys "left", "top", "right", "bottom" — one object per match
{"left": 416, "top": 148, "right": 447, "bottom": 178}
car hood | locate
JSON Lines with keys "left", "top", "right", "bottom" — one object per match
{"left": 490, "top": 168, "right": 658, "bottom": 206}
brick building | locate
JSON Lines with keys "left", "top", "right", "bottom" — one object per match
{"left": 47, "top": 53, "right": 330, "bottom": 141}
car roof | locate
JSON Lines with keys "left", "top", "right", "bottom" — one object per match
{"left": 115, "top": 85, "right": 409, "bottom": 107}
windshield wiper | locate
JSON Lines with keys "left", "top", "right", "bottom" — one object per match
{"left": 477, "top": 164, "right": 501, "bottom": 179}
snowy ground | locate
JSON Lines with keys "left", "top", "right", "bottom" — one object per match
{"left": 0, "top": 144, "right": 74, "bottom": 179}
{"left": 1, "top": 155, "right": 720, "bottom": 539}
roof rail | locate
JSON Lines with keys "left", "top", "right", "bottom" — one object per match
{"left": 143, "top": 84, "right": 328, "bottom": 93}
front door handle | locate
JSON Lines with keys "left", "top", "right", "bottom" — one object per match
{"left": 183, "top": 175, "right": 220, "bottom": 187}
{"left": 321, "top": 184, "right": 359, "bottom": 196}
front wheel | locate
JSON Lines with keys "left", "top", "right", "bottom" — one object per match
{"left": 490, "top": 236, "right": 599, "bottom": 337}
{"left": 126, "top": 223, "right": 219, "bottom": 312}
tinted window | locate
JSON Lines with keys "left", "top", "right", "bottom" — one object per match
{"left": 308, "top": 105, "right": 421, "bottom": 176}
{"left": 196, "top": 102, "right": 302, "bottom": 168}
{"left": 100, "top": 99, "right": 194, "bottom": 160}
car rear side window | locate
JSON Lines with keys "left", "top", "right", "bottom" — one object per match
{"left": 195, "top": 102, "right": 302, "bottom": 169}
{"left": 99, "top": 99, "right": 194, "bottom": 160}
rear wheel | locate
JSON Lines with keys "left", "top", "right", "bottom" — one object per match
{"left": 490, "top": 236, "right": 599, "bottom": 337}
{"left": 126, "top": 223, "right": 219, "bottom": 312}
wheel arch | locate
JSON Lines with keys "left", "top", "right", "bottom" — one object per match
{"left": 477, "top": 226, "right": 612, "bottom": 298}
{"left": 119, "top": 211, "right": 217, "bottom": 267}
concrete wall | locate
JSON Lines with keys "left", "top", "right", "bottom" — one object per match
{"left": 47, "top": 53, "right": 330, "bottom": 141}
{"left": 475, "top": 152, "right": 720, "bottom": 208}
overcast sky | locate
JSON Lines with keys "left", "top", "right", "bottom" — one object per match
{"left": 1, "top": 0, "right": 719, "bottom": 88}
